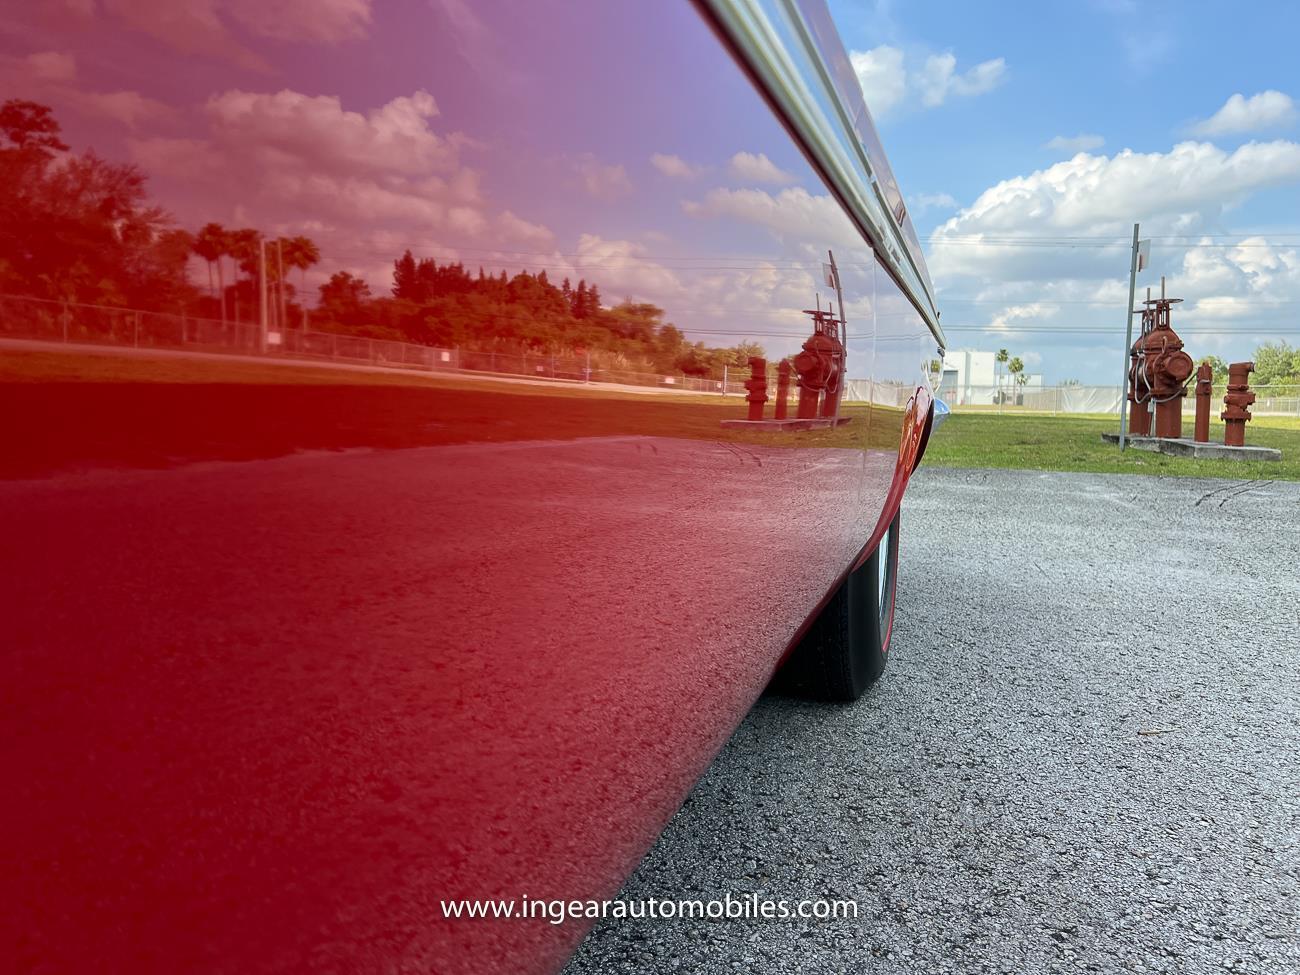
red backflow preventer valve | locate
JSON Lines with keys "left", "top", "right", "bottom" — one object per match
{"left": 1222, "top": 360, "right": 1256, "bottom": 447}
{"left": 1128, "top": 286, "right": 1194, "bottom": 439}
{"left": 793, "top": 303, "right": 845, "bottom": 420}
{"left": 1194, "top": 361, "right": 1213, "bottom": 443}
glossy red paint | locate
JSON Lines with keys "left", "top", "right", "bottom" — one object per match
{"left": 0, "top": 2, "right": 942, "bottom": 973}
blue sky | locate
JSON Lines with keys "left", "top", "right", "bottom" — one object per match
{"left": 829, "top": 0, "right": 1300, "bottom": 381}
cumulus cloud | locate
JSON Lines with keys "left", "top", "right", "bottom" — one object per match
{"left": 649, "top": 153, "right": 703, "bottom": 179}
{"left": 1045, "top": 133, "right": 1105, "bottom": 154}
{"left": 934, "top": 141, "right": 1300, "bottom": 251}
{"left": 1191, "top": 91, "right": 1297, "bottom": 137}
{"left": 849, "top": 45, "right": 1006, "bottom": 118}
{"left": 916, "top": 53, "right": 1006, "bottom": 107}
{"left": 928, "top": 140, "right": 1300, "bottom": 376}
{"left": 727, "top": 151, "right": 797, "bottom": 186}
{"left": 912, "top": 192, "right": 959, "bottom": 213}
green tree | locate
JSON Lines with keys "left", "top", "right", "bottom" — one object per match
{"left": 1197, "top": 355, "right": 1228, "bottom": 384}
{"left": 995, "top": 348, "right": 1009, "bottom": 403}
{"left": 318, "top": 271, "right": 372, "bottom": 326}
{"left": 1252, "top": 341, "right": 1300, "bottom": 387}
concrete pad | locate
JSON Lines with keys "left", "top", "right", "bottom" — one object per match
{"left": 1101, "top": 432, "right": 1281, "bottom": 461}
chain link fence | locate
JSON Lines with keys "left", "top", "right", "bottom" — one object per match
{"left": 940, "top": 383, "right": 1300, "bottom": 416}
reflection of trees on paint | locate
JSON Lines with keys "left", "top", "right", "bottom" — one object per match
{"left": 0, "top": 100, "right": 191, "bottom": 309}
{"left": 1, "top": 101, "right": 761, "bottom": 379}
{"left": 321, "top": 249, "right": 763, "bottom": 377}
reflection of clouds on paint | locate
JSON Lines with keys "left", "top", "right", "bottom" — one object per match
{"left": 573, "top": 155, "right": 634, "bottom": 201}
{"left": 650, "top": 153, "right": 704, "bottom": 180}
{"left": 124, "top": 84, "right": 560, "bottom": 298}
{"left": 849, "top": 45, "right": 1005, "bottom": 118}
{"left": 727, "top": 151, "right": 797, "bottom": 186}
{"left": 683, "top": 186, "right": 859, "bottom": 247}
{"left": 571, "top": 236, "right": 684, "bottom": 298}
{"left": 0, "top": 50, "right": 172, "bottom": 127}
{"left": 96, "top": 0, "right": 371, "bottom": 70}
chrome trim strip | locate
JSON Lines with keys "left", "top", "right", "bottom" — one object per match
{"left": 696, "top": 0, "right": 945, "bottom": 349}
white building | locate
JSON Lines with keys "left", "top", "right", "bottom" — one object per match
{"left": 940, "top": 348, "right": 1041, "bottom": 405}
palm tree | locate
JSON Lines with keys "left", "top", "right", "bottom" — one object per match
{"left": 280, "top": 235, "right": 321, "bottom": 329}
{"left": 193, "top": 222, "right": 225, "bottom": 314}
{"left": 995, "top": 347, "right": 1009, "bottom": 404}
{"left": 226, "top": 228, "right": 262, "bottom": 324}
{"left": 1008, "top": 356, "right": 1024, "bottom": 405}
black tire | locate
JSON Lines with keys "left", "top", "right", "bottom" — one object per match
{"left": 773, "top": 509, "right": 900, "bottom": 702}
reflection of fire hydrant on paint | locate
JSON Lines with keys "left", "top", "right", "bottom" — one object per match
{"left": 1222, "top": 361, "right": 1256, "bottom": 447}
{"left": 1193, "top": 361, "right": 1213, "bottom": 443}
{"left": 793, "top": 305, "right": 845, "bottom": 420}
{"left": 1127, "top": 285, "right": 1194, "bottom": 438}
{"left": 744, "top": 356, "right": 768, "bottom": 421}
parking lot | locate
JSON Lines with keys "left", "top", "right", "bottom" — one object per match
{"left": 565, "top": 467, "right": 1300, "bottom": 975}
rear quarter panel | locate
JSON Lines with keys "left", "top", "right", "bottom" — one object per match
{"left": 0, "top": 2, "right": 937, "bottom": 972}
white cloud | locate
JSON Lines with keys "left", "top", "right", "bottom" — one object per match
{"left": 912, "top": 191, "right": 958, "bottom": 213}
{"left": 1191, "top": 91, "right": 1297, "bottom": 137}
{"left": 1045, "top": 133, "right": 1105, "bottom": 154}
{"left": 928, "top": 139, "right": 1300, "bottom": 379}
{"left": 850, "top": 46, "right": 906, "bottom": 117}
{"left": 649, "top": 153, "right": 703, "bottom": 179}
{"left": 934, "top": 141, "right": 1300, "bottom": 251}
{"left": 849, "top": 45, "right": 1006, "bottom": 118}
{"left": 916, "top": 53, "right": 1006, "bottom": 107}
{"left": 727, "top": 151, "right": 798, "bottom": 186}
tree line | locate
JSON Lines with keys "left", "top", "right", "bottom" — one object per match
{"left": 0, "top": 99, "right": 760, "bottom": 379}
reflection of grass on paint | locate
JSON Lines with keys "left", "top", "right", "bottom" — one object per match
{"left": 0, "top": 347, "right": 898, "bottom": 478}
{"left": 926, "top": 413, "right": 1300, "bottom": 481}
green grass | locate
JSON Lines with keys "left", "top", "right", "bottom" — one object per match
{"left": 926, "top": 412, "right": 1300, "bottom": 481}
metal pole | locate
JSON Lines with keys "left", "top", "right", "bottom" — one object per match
{"left": 276, "top": 238, "right": 287, "bottom": 339}
{"left": 258, "top": 237, "right": 268, "bottom": 354}
{"left": 1118, "top": 222, "right": 1140, "bottom": 450}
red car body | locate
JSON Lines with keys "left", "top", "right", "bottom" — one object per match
{"left": 0, "top": 1, "right": 944, "bottom": 972}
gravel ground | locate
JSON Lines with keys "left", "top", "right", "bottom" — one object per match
{"left": 564, "top": 467, "right": 1300, "bottom": 975}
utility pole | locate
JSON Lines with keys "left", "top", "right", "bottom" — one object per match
{"left": 276, "top": 238, "right": 287, "bottom": 339}
{"left": 1118, "top": 223, "right": 1140, "bottom": 449}
{"left": 258, "top": 237, "right": 269, "bottom": 354}
{"left": 827, "top": 248, "right": 846, "bottom": 421}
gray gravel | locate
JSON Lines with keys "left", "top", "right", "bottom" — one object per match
{"left": 564, "top": 467, "right": 1300, "bottom": 975}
